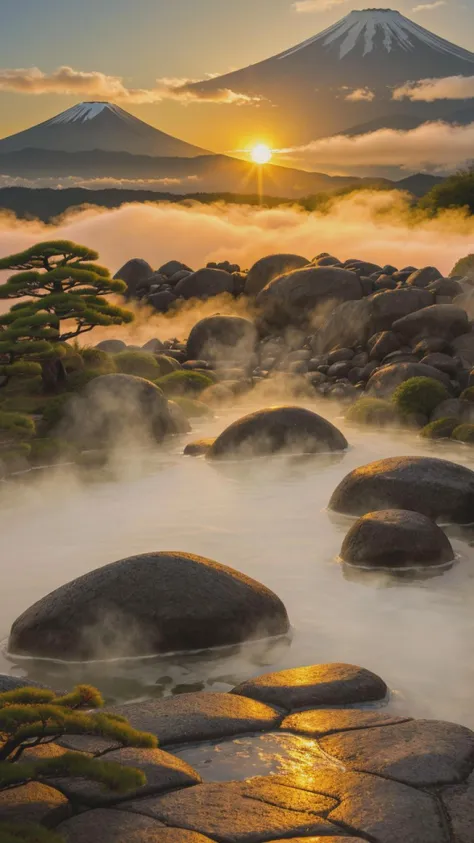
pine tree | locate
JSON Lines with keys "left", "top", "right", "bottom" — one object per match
{"left": 0, "top": 241, "right": 133, "bottom": 391}
{"left": 0, "top": 684, "right": 157, "bottom": 842}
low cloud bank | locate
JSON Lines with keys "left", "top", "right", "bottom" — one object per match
{"left": 282, "top": 121, "right": 474, "bottom": 170}
{"left": 0, "top": 66, "right": 260, "bottom": 106}
{"left": 0, "top": 175, "right": 201, "bottom": 191}
{"left": 0, "top": 192, "right": 473, "bottom": 286}
{"left": 394, "top": 74, "right": 474, "bottom": 101}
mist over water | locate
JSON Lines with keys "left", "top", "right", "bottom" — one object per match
{"left": 2, "top": 396, "right": 474, "bottom": 726}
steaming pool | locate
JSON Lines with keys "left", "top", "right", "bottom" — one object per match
{"left": 1, "top": 397, "right": 474, "bottom": 729}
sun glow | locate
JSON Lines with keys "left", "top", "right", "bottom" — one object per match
{"left": 251, "top": 143, "right": 272, "bottom": 165}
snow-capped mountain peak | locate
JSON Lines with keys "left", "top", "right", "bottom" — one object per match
{"left": 45, "top": 102, "right": 139, "bottom": 126}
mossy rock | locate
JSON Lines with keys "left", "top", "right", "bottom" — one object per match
{"left": 460, "top": 387, "right": 474, "bottom": 403}
{"left": 30, "top": 437, "right": 75, "bottom": 465}
{"left": 155, "top": 354, "right": 182, "bottom": 375}
{"left": 63, "top": 369, "right": 104, "bottom": 393}
{"left": 0, "top": 411, "right": 35, "bottom": 439}
{"left": 80, "top": 347, "right": 117, "bottom": 373}
{"left": 345, "top": 397, "right": 398, "bottom": 427}
{"left": 184, "top": 438, "right": 215, "bottom": 456}
{"left": 452, "top": 423, "right": 474, "bottom": 444}
{"left": 114, "top": 350, "right": 161, "bottom": 381}
{"left": 392, "top": 377, "right": 450, "bottom": 418}
{"left": 172, "top": 397, "right": 214, "bottom": 418}
{"left": 420, "top": 417, "right": 459, "bottom": 439}
{"left": 155, "top": 370, "right": 214, "bottom": 397}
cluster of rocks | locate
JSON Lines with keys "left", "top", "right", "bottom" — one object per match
{"left": 2, "top": 662, "right": 474, "bottom": 843}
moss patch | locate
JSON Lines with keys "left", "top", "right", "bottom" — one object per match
{"left": 452, "top": 423, "right": 474, "bottom": 444}
{"left": 392, "top": 377, "right": 449, "bottom": 418}
{"left": 155, "top": 370, "right": 214, "bottom": 397}
{"left": 345, "top": 397, "right": 399, "bottom": 426}
{"left": 420, "top": 417, "right": 459, "bottom": 439}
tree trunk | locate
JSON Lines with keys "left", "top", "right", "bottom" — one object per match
{"left": 41, "top": 358, "right": 67, "bottom": 393}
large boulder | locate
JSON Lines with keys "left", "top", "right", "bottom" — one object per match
{"left": 406, "top": 267, "right": 443, "bottom": 288}
{"left": 186, "top": 316, "right": 257, "bottom": 366}
{"left": 369, "top": 288, "right": 433, "bottom": 332}
{"left": 158, "top": 260, "right": 192, "bottom": 278}
{"left": 393, "top": 305, "right": 469, "bottom": 341}
{"left": 367, "top": 362, "right": 451, "bottom": 397}
{"left": 245, "top": 254, "right": 309, "bottom": 296}
{"left": 256, "top": 267, "right": 362, "bottom": 329}
{"left": 174, "top": 268, "right": 234, "bottom": 300}
{"left": 329, "top": 456, "right": 474, "bottom": 524}
{"left": 65, "top": 374, "right": 176, "bottom": 447}
{"left": 313, "top": 299, "right": 373, "bottom": 353}
{"left": 340, "top": 510, "right": 454, "bottom": 569}
{"left": 114, "top": 259, "right": 153, "bottom": 298}
{"left": 8, "top": 552, "right": 290, "bottom": 660}
{"left": 95, "top": 339, "right": 126, "bottom": 354}
{"left": 207, "top": 406, "right": 348, "bottom": 460}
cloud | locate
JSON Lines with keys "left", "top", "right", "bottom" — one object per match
{"left": 0, "top": 66, "right": 261, "bottom": 106}
{"left": 412, "top": 0, "right": 445, "bottom": 11}
{"left": 345, "top": 87, "right": 376, "bottom": 102}
{"left": 0, "top": 174, "right": 201, "bottom": 191}
{"left": 293, "top": 0, "right": 349, "bottom": 11}
{"left": 393, "top": 75, "right": 474, "bottom": 101}
{"left": 280, "top": 121, "right": 474, "bottom": 171}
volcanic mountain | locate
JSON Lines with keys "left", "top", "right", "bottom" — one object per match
{"left": 0, "top": 102, "right": 209, "bottom": 157}
{"left": 191, "top": 8, "right": 474, "bottom": 141}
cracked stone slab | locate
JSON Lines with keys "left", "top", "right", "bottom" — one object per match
{"left": 320, "top": 719, "right": 474, "bottom": 786}
{"left": 118, "top": 781, "right": 343, "bottom": 842}
{"left": 281, "top": 708, "right": 410, "bottom": 738}
{"left": 231, "top": 664, "right": 387, "bottom": 711}
{"left": 49, "top": 747, "right": 201, "bottom": 806}
{"left": 442, "top": 769, "right": 474, "bottom": 843}
{"left": 274, "top": 769, "right": 446, "bottom": 843}
{"left": 58, "top": 810, "right": 213, "bottom": 843}
{"left": 60, "top": 692, "right": 281, "bottom": 753}
{"left": 0, "top": 781, "right": 67, "bottom": 823}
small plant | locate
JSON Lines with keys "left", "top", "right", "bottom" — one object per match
{"left": 114, "top": 350, "right": 161, "bottom": 381}
{"left": 156, "top": 370, "right": 214, "bottom": 397}
{"left": 452, "top": 423, "right": 474, "bottom": 444}
{"left": 0, "top": 684, "right": 157, "bottom": 842}
{"left": 345, "top": 397, "right": 398, "bottom": 427}
{"left": 392, "top": 377, "right": 449, "bottom": 418}
{"left": 420, "top": 417, "right": 459, "bottom": 439}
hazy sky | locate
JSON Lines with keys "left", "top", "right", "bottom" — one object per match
{"left": 0, "top": 0, "right": 473, "bottom": 152}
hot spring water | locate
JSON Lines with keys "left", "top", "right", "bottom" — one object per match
{"left": 1, "top": 397, "right": 474, "bottom": 730}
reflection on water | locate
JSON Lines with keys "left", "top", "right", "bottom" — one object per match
{"left": 173, "top": 732, "right": 341, "bottom": 782}
{"left": 1, "top": 399, "right": 474, "bottom": 725}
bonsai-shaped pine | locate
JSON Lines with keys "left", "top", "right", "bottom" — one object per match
{"left": 0, "top": 241, "right": 133, "bottom": 391}
{"left": 0, "top": 684, "right": 157, "bottom": 842}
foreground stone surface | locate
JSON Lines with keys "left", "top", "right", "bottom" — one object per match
{"left": 329, "top": 456, "right": 474, "bottom": 523}
{"left": 231, "top": 663, "right": 387, "bottom": 710}
{"left": 281, "top": 708, "right": 410, "bottom": 737}
{"left": 9, "top": 552, "right": 289, "bottom": 660}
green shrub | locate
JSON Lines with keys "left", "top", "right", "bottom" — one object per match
{"left": 392, "top": 377, "right": 449, "bottom": 418}
{"left": 29, "top": 437, "right": 74, "bottom": 465}
{"left": 0, "top": 411, "right": 35, "bottom": 439}
{"left": 155, "top": 354, "right": 181, "bottom": 374}
{"left": 460, "top": 387, "right": 474, "bottom": 403}
{"left": 62, "top": 369, "right": 103, "bottom": 392}
{"left": 155, "top": 370, "right": 214, "bottom": 397}
{"left": 345, "top": 397, "right": 398, "bottom": 426}
{"left": 420, "top": 417, "right": 459, "bottom": 439}
{"left": 41, "top": 394, "right": 74, "bottom": 432}
{"left": 0, "top": 395, "right": 49, "bottom": 415}
{"left": 80, "top": 347, "right": 116, "bottom": 373}
{"left": 172, "top": 397, "right": 214, "bottom": 418}
{"left": 452, "top": 423, "right": 474, "bottom": 443}
{"left": 62, "top": 352, "right": 85, "bottom": 374}
{"left": 114, "top": 350, "right": 161, "bottom": 380}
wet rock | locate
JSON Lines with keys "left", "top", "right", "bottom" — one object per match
{"left": 329, "top": 456, "right": 474, "bottom": 523}
{"left": 282, "top": 708, "right": 409, "bottom": 737}
{"left": 414, "top": 337, "right": 452, "bottom": 356}
{"left": 95, "top": 339, "right": 126, "bottom": 353}
{"left": 393, "top": 304, "right": 469, "bottom": 341}
{"left": 186, "top": 316, "right": 257, "bottom": 366}
{"left": 120, "top": 780, "right": 340, "bottom": 841}
{"left": 108, "top": 693, "right": 281, "bottom": 747}
{"left": 114, "top": 258, "right": 153, "bottom": 297}
{"left": 442, "top": 769, "right": 474, "bottom": 843}
{"left": 366, "top": 362, "right": 451, "bottom": 397}
{"left": 231, "top": 663, "right": 387, "bottom": 710}
{"left": 184, "top": 439, "right": 215, "bottom": 457}
{"left": 370, "top": 288, "right": 433, "bottom": 331}
{"left": 256, "top": 267, "right": 362, "bottom": 329}
{"left": 9, "top": 552, "right": 289, "bottom": 660}
{"left": 245, "top": 254, "right": 309, "bottom": 296}
{"left": 58, "top": 810, "right": 169, "bottom": 843}
{"left": 167, "top": 400, "right": 192, "bottom": 434}
{"left": 174, "top": 268, "right": 234, "bottom": 300}
{"left": 406, "top": 266, "right": 442, "bottom": 287}
{"left": 340, "top": 510, "right": 454, "bottom": 568}
{"left": 53, "top": 747, "right": 201, "bottom": 806}
{"left": 207, "top": 406, "right": 348, "bottom": 460}
{"left": 319, "top": 719, "right": 474, "bottom": 786}
{"left": 368, "top": 330, "right": 401, "bottom": 361}
{"left": 419, "top": 352, "right": 459, "bottom": 376}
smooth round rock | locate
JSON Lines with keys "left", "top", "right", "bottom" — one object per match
{"left": 340, "top": 510, "right": 455, "bottom": 569}
{"left": 186, "top": 316, "right": 257, "bottom": 365}
{"left": 367, "top": 362, "right": 451, "bottom": 397}
{"left": 256, "top": 267, "right": 362, "bottom": 328}
{"left": 114, "top": 258, "right": 153, "bottom": 297}
{"left": 245, "top": 254, "right": 309, "bottom": 296}
{"left": 94, "top": 339, "right": 126, "bottom": 353}
{"left": 8, "top": 552, "right": 290, "bottom": 660}
{"left": 329, "top": 456, "right": 474, "bottom": 524}
{"left": 393, "top": 305, "right": 469, "bottom": 341}
{"left": 207, "top": 406, "right": 348, "bottom": 460}
{"left": 174, "top": 268, "right": 234, "bottom": 300}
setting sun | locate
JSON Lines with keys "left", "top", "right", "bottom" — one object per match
{"left": 251, "top": 143, "right": 272, "bottom": 165}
